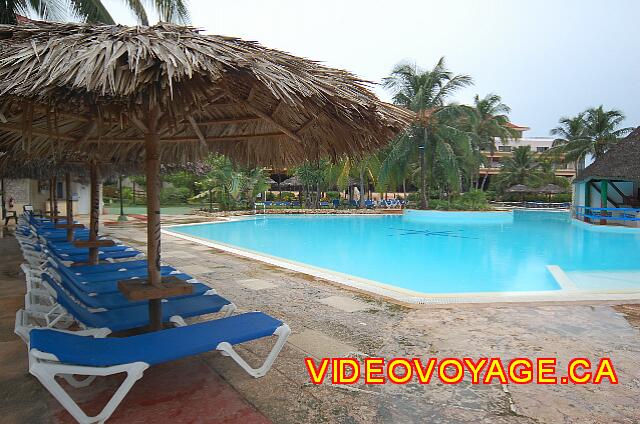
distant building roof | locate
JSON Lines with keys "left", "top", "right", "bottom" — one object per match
{"left": 505, "top": 122, "right": 530, "bottom": 131}
{"left": 575, "top": 127, "right": 640, "bottom": 182}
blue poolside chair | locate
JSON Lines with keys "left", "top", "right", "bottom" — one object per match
{"left": 364, "top": 199, "right": 375, "bottom": 209}
{"left": 62, "top": 259, "right": 150, "bottom": 275}
{"left": 15, "top": 272, "right": 236, "bottom": 341}
{"left": 319, "top": 201, "right": 329, "bottom": 208}
{"left": 291, "top": 201, "right": 300, "bottom": 207}
{"left": 44, "top": 266, "right": 203, "bottom": 298}
{"left": 27, "top": 312, "right": 290, "bottom": 423}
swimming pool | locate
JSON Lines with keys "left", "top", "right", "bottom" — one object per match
{"left": 166, "top": 211, "right": 640, "bottom": 299}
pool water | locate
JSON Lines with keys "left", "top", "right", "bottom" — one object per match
{"left": 170, "top": 211, "right": 640, "bottom": 294}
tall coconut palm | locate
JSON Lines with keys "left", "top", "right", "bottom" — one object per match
{"left": 466, "top": 93, "right": 519, "bottom": 190}
{"left": 1, "top": 0, "right": 189, "bottom": 25}
{"left": 495, "top": 145, "right": 544, "bottom": 190}
{"left": 548, "top": 106, "right": 632, "bottom": 168}
{"left": 381, "top": 58, "right": 473, "bottom": 209}
{"left": 548, "top": 113, "right": 588, "bottom": 171}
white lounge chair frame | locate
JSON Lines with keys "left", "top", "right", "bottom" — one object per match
{"left": 28, "top": 322, "right": 290, "bottom": 424}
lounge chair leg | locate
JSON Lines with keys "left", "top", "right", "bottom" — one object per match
{"left": 29, "top": 353, "right": 148, "bottom": 424}
{"left": 169, "top": 303, "right": 236, "bottom": 328}
{"left": 216, "top": 323, "right": 291, "bottom": 378}
{"left": 61, "top": 374, "right": 97, "bottom": 388}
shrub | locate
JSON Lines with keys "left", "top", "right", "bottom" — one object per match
{"left": 265, "top": 192, "right": 277, "bottom": 201}
{"left": 326, "top": 191, "right": 341, "bottom": 200}
{"left": 278, "top": 191, "right": 296, "bottom": 201}
{"left": 160, "top": 186, "right": 191, "bottom": 204}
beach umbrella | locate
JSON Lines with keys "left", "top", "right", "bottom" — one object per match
{"left": 536, "top": 184, "right": 567, "bottom": 194}
{"left": 536, "top": 183, "right": 567, "bottom": 202}
{"left": 507, "top": 184, "right": 534, "bottom": 205}
{"left": 0, "top": 22, "right": 412, "bottom": 330}
{"left": 506, "top": 184, "right": 533, "bottom": 193}
{"left": 280, "top": 176, "right": 302, "bottom": 187}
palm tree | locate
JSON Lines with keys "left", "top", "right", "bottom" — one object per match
{"left": 548, "top": 113, "right": 588, "bottom": 170}
{"left": 194, "top": 155, "right": 242, "bottom": 211}
{"left": 465, "top": 93, "right": 519, "bottom": 190}
{"left": 1, "top": 0, "right": 189, "bottom": 25}
{"left": 381, "top": 58, "right": 473, "bottom": 209}
{"left": 495, "top": 146, "right": 544, "bottom": 190}
{"left": 241, "top": 167, "right": 271, "bottom": 208}
{"left": 584, "top": 106, "right": 632, "bottom": 158}
{"left": 548, "top": 106, "right": 632, "bottom": 168}
{"left": 335, "top": 156, "right": 381, "bottom": 207}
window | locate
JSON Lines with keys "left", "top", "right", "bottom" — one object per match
{"left": 536, "top": 146, "right": 549, "bottom": 152}
{"left": 498, "top": 145, "right": 512, "bottom": 152}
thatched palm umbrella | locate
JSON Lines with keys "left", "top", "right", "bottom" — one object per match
{"left": 0, "top": 151, "right": 142, "bottom": 242}
{"left": 507, "top": 184, "right": 534, "bottom": 205}
{"left": 280, "top": 176, "right": 302, "bottom": 188}
{"left": 0, "top": 22, "right": 412, "bottom": 330}
{"left": 536, "top": 183, "right": 567, "bottom": 202}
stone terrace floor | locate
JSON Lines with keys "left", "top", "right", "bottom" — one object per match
{"left": 2, "top": 215, "right": 640, "bottom": 423}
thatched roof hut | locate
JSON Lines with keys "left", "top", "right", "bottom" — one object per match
{"left": 576, "top": 127, "right": 640, "bottom": 182}
{"left": 536, "top": 183, "right": 567, "bottom": 194}
{"left": 0, "top": 22, "right": 412, "bottom": 167}
{"left": 280, "top": 176, "right": 302, "bottom": 187}
{"left": 506, "top": 184, "right": 533, "bottom": 193}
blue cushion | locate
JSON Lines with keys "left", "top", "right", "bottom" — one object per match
{"left": 30, "top": 312, "right": 282, "bottom": 366}
{"left": 68, "top": 260, "right": 149, "bottom": 275}
{"left": 51, "top": 280, "right": 231, "bottom": 332}
{"left": 43, "top": 273, "right": 211, "bottom": 309}
{"left": 52, "top": 249, "right": 142, "bottom": 263}
{"left": 63, "top": 266, "right": 181, "bottom": 284}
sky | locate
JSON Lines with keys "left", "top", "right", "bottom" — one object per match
{"left": 102, "top": 0, "right": 640, "bottom": 136}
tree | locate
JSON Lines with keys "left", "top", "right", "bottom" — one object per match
{"left": 548, "top": 113, "right": 588, "bottom": 171}
{"left": 465, "top": 93, "right": 519, "bottom": 190}
{"left": 494, "top": 146, "right": 544, "bottom": 190}
{"left": 333, "top": 156, "right": 381, "bottom": 207}
{"left": 240, "top": 167, "right": 271, "bottom": 208}
{"left": 1, "top": 0, "right": 189, "bottom": 25}
{"left": 194, "top": 155, "right": 243, "bottom": 211}
{"left": 548, "top": 106, "right": 632, "bottom": 168}
{"left": 294, "top": 161, "right": 327, "bottom": 208}
{"left": 382, "top": 58, "right": 473, "bottom": 209}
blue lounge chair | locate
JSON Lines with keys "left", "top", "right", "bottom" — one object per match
{"left": 27, "top": 312, "right": 290, "bottom": 423}
{"left": 63, "top": 259, "right": 150, "bottom": 275}
{"left": 16, "top": 272, "right": 235, "bottom": 340}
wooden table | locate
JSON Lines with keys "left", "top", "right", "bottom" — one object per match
{"left": 118, "top": 276, "right": 194, "bottom": 301}
{"left": 72, "top": 239, "right": 116, "bottom": 248}
{"left": 55, "top": 223, "right": 85, "bottom": 229}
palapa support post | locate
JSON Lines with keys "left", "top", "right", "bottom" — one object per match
{"left": 51, "top": 175, "right": 58, "bottom": 218}
{"left": 88, "top": 161, "right": 100, "bottom": 265}
{"left": 65, "top": 173, "right": 73, "bottom": 241}
{"left": 145, "top": 107, "right": 163, "bottom": 331}
{"left": 48, "top": 177, "right": 55, "bottom": 217}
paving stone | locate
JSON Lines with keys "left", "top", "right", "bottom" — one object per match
{"left": 317, "top": 295, "right": 378, "bottom": 312}
{"left": 238, "top": 278, "right": 276, "bottom": 290}
{"left": 179, "top": 264, "right": 216, "bottom": 275}
{"left": 287, "top": 329, "right": 357, "bottom": 358}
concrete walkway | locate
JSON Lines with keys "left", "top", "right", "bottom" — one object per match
{"left": 2, "top": 215, "right": 640, "bottom": 423}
